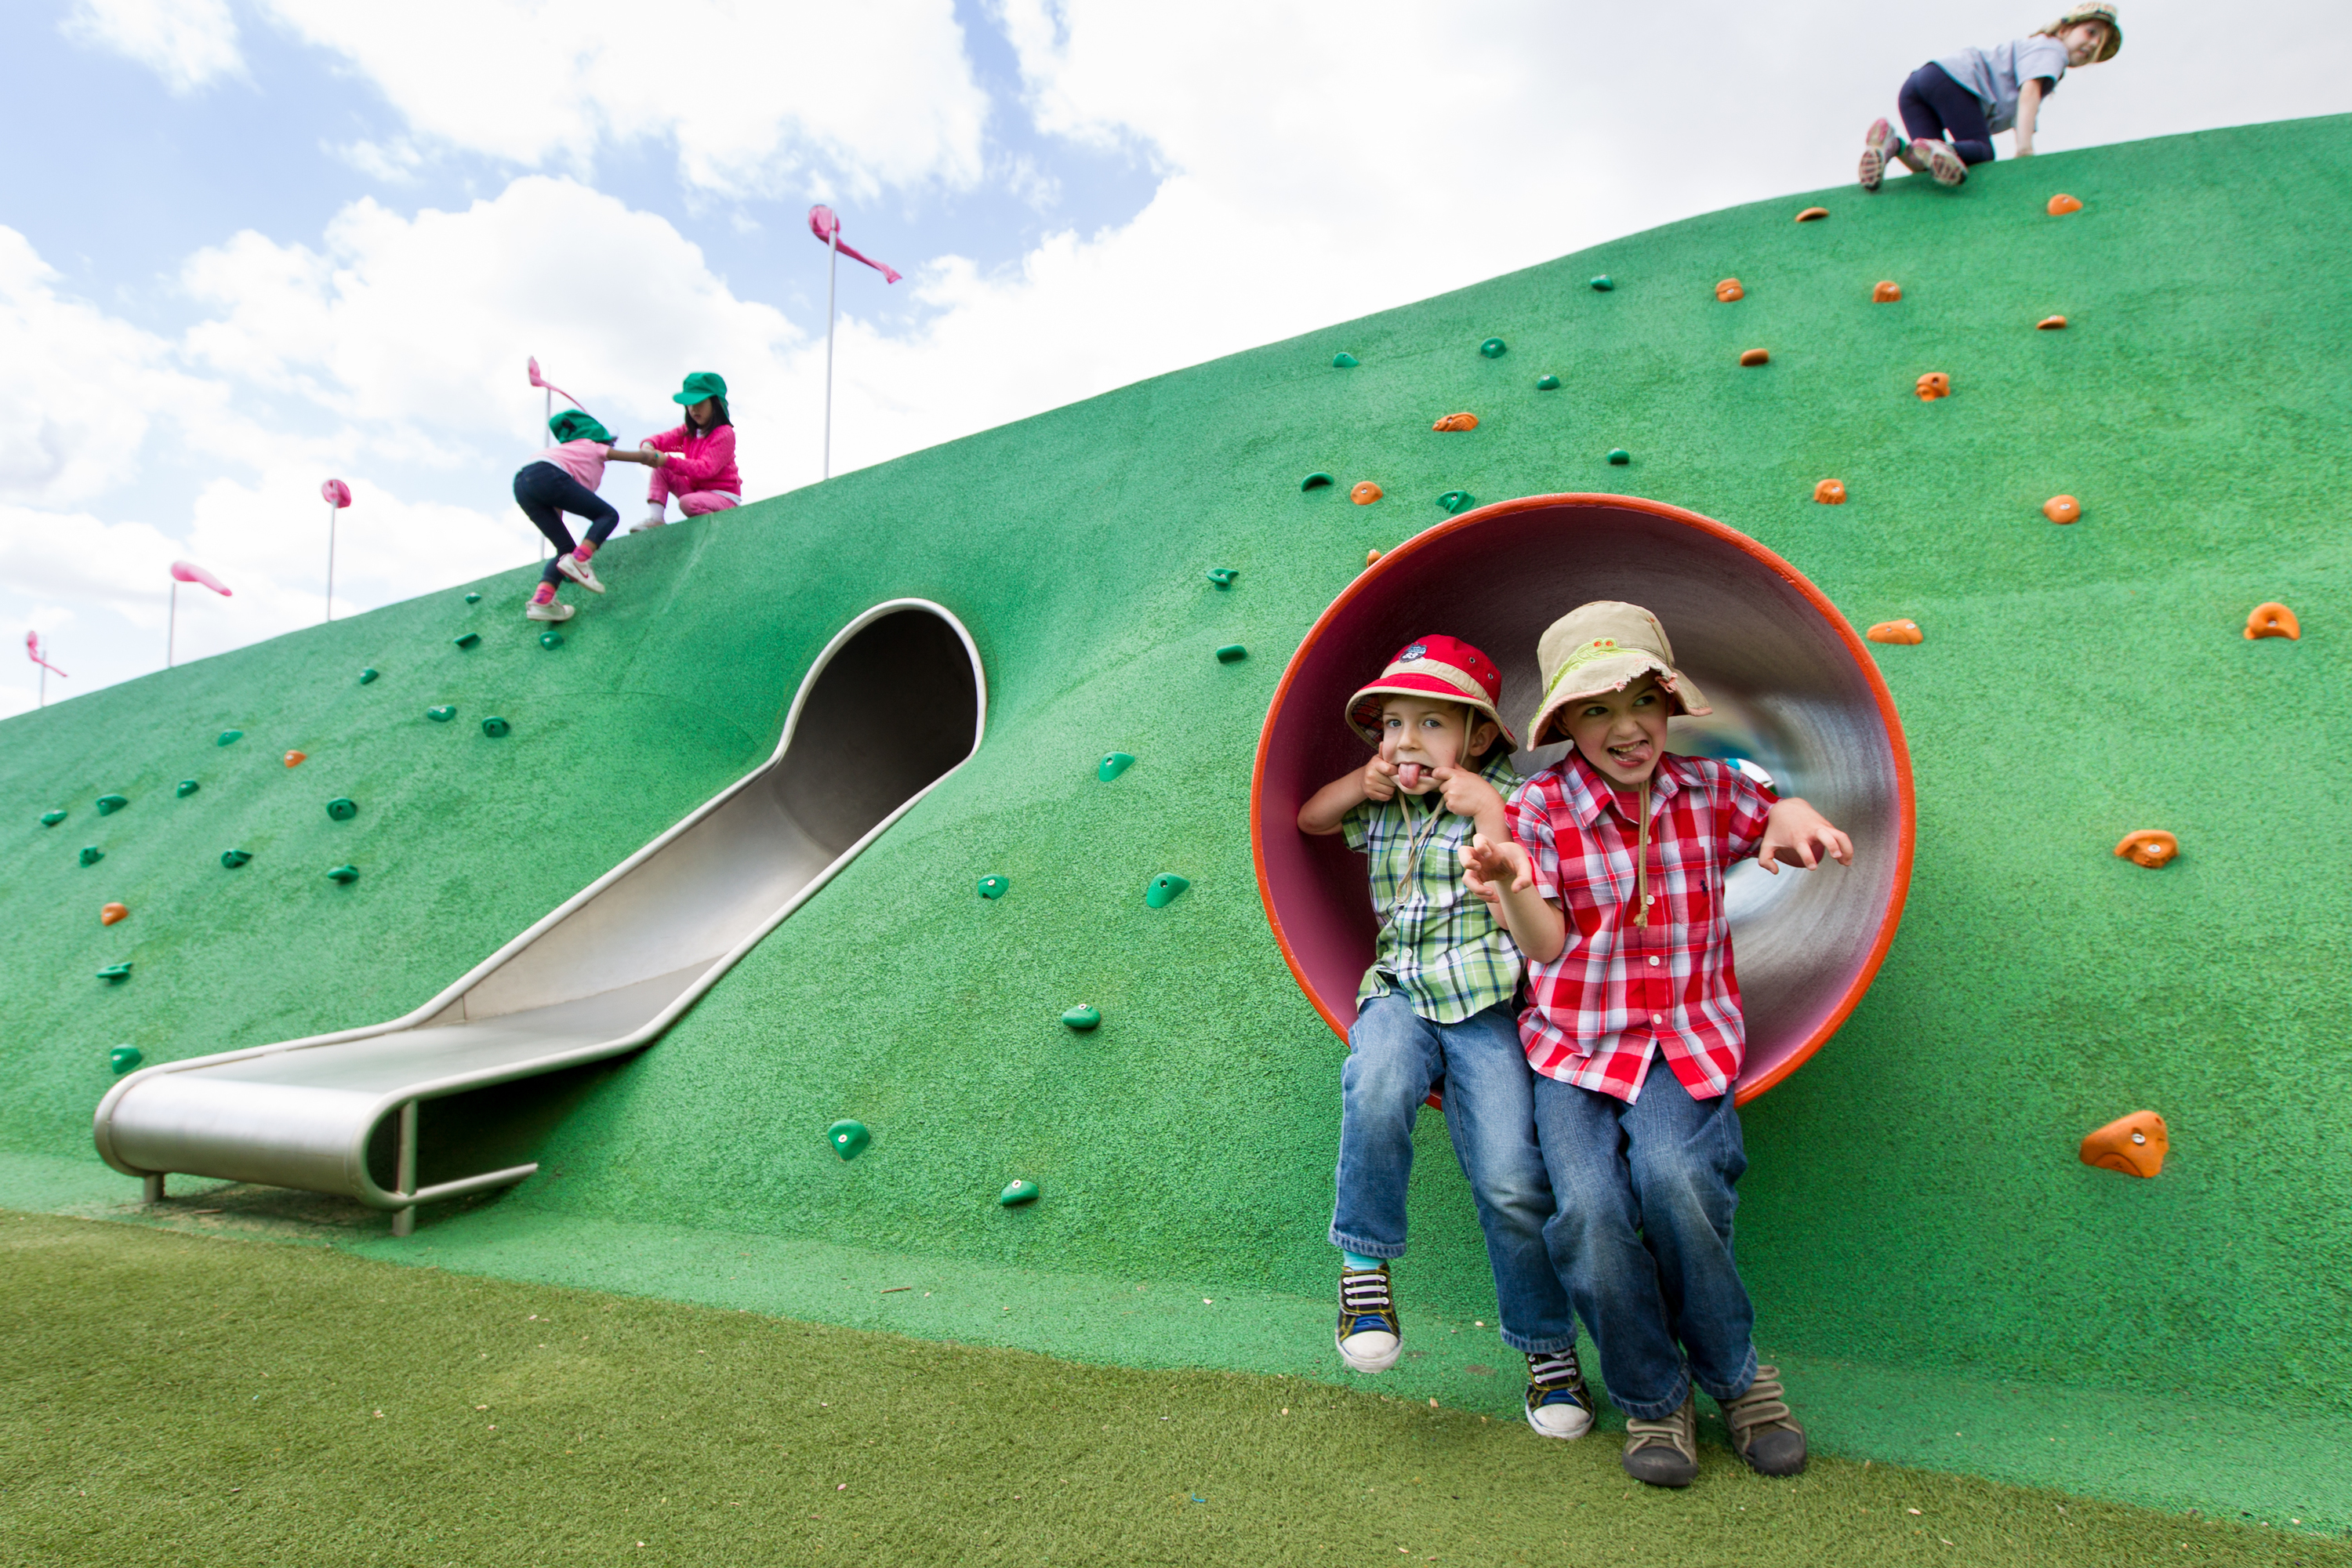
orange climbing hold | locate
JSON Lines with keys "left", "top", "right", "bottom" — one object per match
{"left": 2245, "top": 602, "right": 2300, "bottom": 640}
{"left": 2038, "top": 314, "right": 2067, "bottom": 330}
{"left": 1366, "top": 547, "right": 1384, "bottom": 565}
{"left": 1739, "top": 348, "right": 1769, "bottom": 367}
{"left": 1872, "top": 281, "right": 1902, "bottom": 303}
{"left": 100, "top": 902, "right": 129, "bottom": 926}
{"left": 1867, "top": 620, "right": 1923, "bottom": 644}
{"left": 1795, "top": 207, "right": 1829, "bottom": 223}
{"left": 2079, "top": 1111, "right": 2168, "bottom": 1178}
{"left": 1715, "top": 278, "right": 1744, "bottom": 302}
{"left": 284, "top": 750, "right": 307, "bottom": 768}
{"left": 2114, "top": 829, "right": 2178, "bottom": 869}
{"left": 1813, "top": 479, "right": 1847, "bottom": 505}
{"left": 1915, "top": 372, "right": 1951, "bottom": 401}
{"left": 1432, "top": 412, "right": 1479, "bottom": 432}
{"left": 2043, "top": 495, "right": 2082, "bottom": 524}
{"left": 1350, "top": 481, "right": 1382, "bottom": 506}
{"left": 2047, "top": 193, "right": 2084, "bottom": 216}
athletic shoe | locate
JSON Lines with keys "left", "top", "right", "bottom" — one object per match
{"left": 1859, "top": 118, "right": 1901, "bottom": 191}
{"left": 1915, "top": 138, "right": 1968, "bottom": 187}
{"left": 1334, "top": 1264, "right": 1403, "bottom": 1374}
{"left": 1719, "top": 1364, "right": 1808, "bottom": 1475}
{"left": 525, "top": 598, "right": 575, "bottom": 622}
{"left": 557, "top": 552, "right": 605, "bottom": 593}
{"left": 1522, "top": 1348, "right": 1595, "bottom": 1439}
{"left": 1621, "top": 1393, "right": 1700, "bottom": 1488}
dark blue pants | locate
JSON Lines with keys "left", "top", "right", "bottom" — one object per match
{"left": 514, "top": 462, "right": 620, "bottom": 586}
{"left": 1899, "top": 63, "right": 1994, "bottom": 165}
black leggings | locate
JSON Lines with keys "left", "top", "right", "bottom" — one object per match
{"left": 1898, "top": 63, "right": 1994, "bottom": 166}
{"left": 514, "top": 461, "right": 620, "bottom": 586}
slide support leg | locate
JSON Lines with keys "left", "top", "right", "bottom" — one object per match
{"left": 392, "top": 1100, "right": 418, "bottom": 1238}
{"left": 142, "top": 1173, "right": 165, "bottom": 1204}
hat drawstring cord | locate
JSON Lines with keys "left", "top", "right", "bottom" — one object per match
{"left": 1633, "top": 781, "right": 1650, "bottom": 929}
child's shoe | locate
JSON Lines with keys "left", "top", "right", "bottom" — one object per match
{"left": 1334, "top": 1264, "right": 1403, "bottom": 1374}
{"left": 1621, "top": 1393, "right": 1700, "bottom": 1488}
{"left": 1915, "top": 138, "right": 1969, "bottom": 187}
{"left": 628, "top": 505, "right": 667, "bottom": 534}
{"left": 525, "top": 597, "right": 574, "bottom": 622}
{"left": 1858, "top": 118, "right": 1904, "bottom": 191}
{"left": 1521, "top": 1348, "right": 1594, "bottom": 1439}
{"left": 557, "top": 550, "right": 605, "bottom": 594}
{"left": 1719, "top": 1364, "right": 1807, "bottom": 1476}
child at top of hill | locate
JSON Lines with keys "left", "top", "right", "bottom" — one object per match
{"left": 1462, "top": 602, "right": 1853, "bottom": 1489}
{"left": 514, "top": 409, "right": 666, "bottom": 623}
{"left": 1859, "top": 2, "right": 2121, "bottom": 191}
{"left": 1294, "top": 635, "right": 1596, "bottom": 1443}
{"left": 631, "top": 372, "right": 742, "bottom": 532}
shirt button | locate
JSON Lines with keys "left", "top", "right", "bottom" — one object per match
{"left": 1645, "top": 895, "right": 1655, "bottom": 905}
{"left": 1648, "top": 956, "right": 1660, "bottom": 966}
{"left": 1650, "top": 1014, "right": 1662, "bottom": 1025}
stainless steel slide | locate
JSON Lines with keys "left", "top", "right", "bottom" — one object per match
{"left": 93, "top": 601, "right": 986, "bottom": 1232}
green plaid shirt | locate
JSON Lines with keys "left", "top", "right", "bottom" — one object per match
{"left": 1341, "top": 753, "right": 1525, "bottom": 1025}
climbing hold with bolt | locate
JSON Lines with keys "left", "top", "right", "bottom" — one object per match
{"left": 827, "top": 1120, "right": 870, "bottom": 1160}
{"left": 1062, "top": 1004, "right": 1102, "bottom": 1032}
{"left": 1715, "top": 278, "right": 1743, "bottom": 302}
{"left": 110, "top": 1045, "right": 142, "bottom": 1074}
{"left": 1795, "top": 206, "right": 1828, "bottom": 222}
{"left": 1606, "top": 448, "right": 1631, "bottom": 466}
{"left": 2043, "top": 495, "right": 2082, "bottom": 524}
{"left": 1536, "top": 374, "right": 1560, "bottom": 390}
{"left": 326, "top": 865, "right": 360, "bottom": 884}
{"left": 1916, "top": 372, "right": 1951, "bottom": 401}
{"left": 998, "top": 1179, "right": 1040, "bottom": 1207}
{"left": 1813, "top": 479, "right": 1847, "bottom": 504}
{"left": 539, "top": 632, "right": 563, "bottom": 649}
{"left": 78, "top": 847, "right": 103, "bottom": 867}
{"left": 453, "top": 633, "right": 481, "bottom": 650}
{"left": 217, "top": 730, "right": 242, "bottom": 746}
{"left": 2047, "top": 193, "right": 2083, "bottom": 216}
{"left": 1214, "top": 644, "right": 1247, "bottom": 664}
{"left": 100, "top": 902, "right": 129, "bottom": 926}
{"left": 1366, "top": 548, "right": 1383, "bottom": 564}
{"left": 2038, "top": 315, "right": 2067, "bottom": 330}
{"left": 2079, "top": 1111, "right": 2165, "bottom": 1178}
{"left": 977, "top": 874, "right": 1010, "bottom": 899}
{"left": 327, "top": 797, "right": 358, "bottom": 822}
{"left": 426, "top": 706, "right": 456, "bottom": 722}
{"left": 1207, "top": 568, "right": 1238, "bottom": 586}
{"left": 1867, "top": 620, "right": 1924, "bottom": 645}
{"left": 464, "top": 592, "right": 481, "bottom": 604}
{"left": 1436, "top": 492, "right": 1475, "bottom": 515}
{"left": 1873, "top": 281, "right": 1902, "bottom": 303}
{"left": 1432, "top": 412, "right": 1478, "bottom": 432}
{"left": 1145, "top": 872, "right": 1192, "bottom": 908}
{"left": 2245, "top": 602, "right": 2299, "bottom": 641}
{"left": 1588, "top": 276, "right": 1613, "bottom": 291}
{"left": 1479, "top": 337, "right": 1508, "bottom": 358}
{"left": 1098, "top": 752, "right": 1135, "bottom": 782}
{"left": 97, "top": 963, "right": 132, "bottom": 982}
{"left": 1301, "top": 472, "right": 1334, "bottom": 491}
{"left": 1739, "top": 348, "right": 1769, "bottom": 367}
{"left": 220, "top": 849, "right": 252, "bottom": 869}
{"left": 360, "top": 668, "right": 379, "bottom": 684}
{"left": 176, "top": 780, "right": 199, "bottom": 797}
{"left": 481, "top": 717, "right": 510, "bottom": 738}
{"left": 40, "top": 810, "right": 66, "bottom": 826}
{"left": 2114, "top": 829, "right": 2178, "bottom": 869}
{"left": 96, "top": 794, "right": 129, "bottom": 815}
{"left": 1331, "top": 352, "right": 1359, "bottom": 368}
{"left": 1350, "top": 481, "right": 1382, "bottom": 505}
{"left": 284, "top": 750, "right": 306, "bottom": 768}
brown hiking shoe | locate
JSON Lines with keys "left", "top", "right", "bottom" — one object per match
{"left": 1720, "top": 1364, "right": 1808, "bottom": 1475}
{"left": 1621, "top": 1393, "right": 1699, "bottom": 1487}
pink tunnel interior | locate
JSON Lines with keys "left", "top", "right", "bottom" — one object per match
{"left": 1250, "top": 494, "right": 1915, "bottom": 1102}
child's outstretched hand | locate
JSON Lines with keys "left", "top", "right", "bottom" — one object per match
{"left": 1360, "top": 755, "right": 1399, "bottom": 803}
{"left": 1757, "top": 797, "right": 1854, "bottom": 874}
{"left": 1432, "top": 764, "right": 1504, "bottom": 824}
{"left": 1460, "top": 833, "right": 1533, "bottom": 902}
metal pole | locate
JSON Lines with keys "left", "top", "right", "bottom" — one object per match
{"left": 167, "top": 580, "right": 177, "bottom": 669}
{"left": 544, "top": 387, "right": 552, "bottom": 446}
{"left": 392, "top": 1100, "right": 417, "bottom": 1237}
{"left": 143, "top": 1172, "right": 164, "bottom": 1203}
{"left": 822, "top": 227, "right": 838, "bottom": 480}
{"left": 37, "top": 662, "right": 43, "bottom": 708}
{"left": 325, "top": 499, "right": 338, "bottom": 623}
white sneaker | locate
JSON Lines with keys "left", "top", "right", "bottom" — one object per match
{"left": 1523, "top": 1349, "right": 1595, "bottom": 1440}
{"left": 1916, "top": 138, "right": 1968, "bottom": 187}
{"left": 627, "top": 509, "right": 667, "bottom": 534}
{"left": 525, "top": 598, "right": 575, "bottom": 622}
{"left": 556, "top": 553, "right": 605, "bottom": 593}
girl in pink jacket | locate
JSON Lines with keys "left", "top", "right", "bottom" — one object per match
{"left": 633, "top": 370, "right": 742, "bottom": 531}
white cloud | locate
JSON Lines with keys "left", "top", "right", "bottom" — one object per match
{"left": 61, "top": 0, "right": 243, "bottom": 92}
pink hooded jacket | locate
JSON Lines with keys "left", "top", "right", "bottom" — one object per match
{"left": 644, "top": 422, "right": 741, "bottom": 496}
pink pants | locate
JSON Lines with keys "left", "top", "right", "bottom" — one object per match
{"left": 648, "top": 469, "right": 740, "bottom": 517}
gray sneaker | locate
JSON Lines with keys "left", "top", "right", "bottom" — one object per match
{"left": 1719, "top": 1364, "right": 1807, "bottom": 1475}
{"left": 1622, "top": 1393, "right": 1699, "bottom": 1487}
{"left": 524, "top": 597, "right": 574, "bottom": 622}
{"left": 1915, "top": 138, "right": 1969, "bottom": 187}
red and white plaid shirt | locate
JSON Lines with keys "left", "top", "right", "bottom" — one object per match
{"left": 1504, "top": 751, "right": 1776, "bottom": 1102}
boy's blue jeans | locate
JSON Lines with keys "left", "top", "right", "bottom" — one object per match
{"left": 1531, "top": 1069, "right": 1759, "bottom": 1420}
{"left": 1329, "top": 992, "right": 1581, "bottom": 1355}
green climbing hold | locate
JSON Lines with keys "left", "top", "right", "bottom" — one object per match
{"left": 1607, "top": 448, "right": 1632, "bottom": 466}
{"left": 539, "top": 631, "right": 564, "bottom": 649}
{"left": 96, "top": 963, "right": 131, "bottom": 982}
{"left": 220, "top": 849, "right": 252, "bottom": 869}
{"left": 78, "top": 846, "right": 103, "bottom": 866}
{"left": 109, "top": 1045, "right": 143, "bottom": 1074}
{"left": 1301, "top": 472, "right": 1334, "bottom": 491}
{"left": 426, "top": 706, "right": 456, "bottom": 722}
{"left": 327, "top": 865, "right": 360, "bottom": 884}
{"left": 40, "top": 810, "right": 65, "bottom": 826}
{"left": 827, "top": 1120, "right": 871, "bottom": 1160}
{"left": 326, "top": 797, "right": 358, "bottom": 822}
{"left": 1331, "top": 352, "right": 1359, "bottom": 368}
{"left": 481, "top": 716, "right": 510, "bottom": 738}
{"left": 1145, "top": 872, "right": 1192, "bottom": 909}
{"left": 1098, "top": 751, "right": 1135, "bottom": 782}
{"left": 1062, "top": 1004, "right": 1102, "bottom": 1032}
{"left": 1590, "top": 275, "right": 1613, "bottom": 291}
{"left": 1207, "top": 568, "right": 1238, "bottom": 587}
{"left": 176, "top": 779, "right": 199, "bottom": 798}
{"left": 216, "top": 730, "right": 242, "bottom": 746}
{"left": 1437, "top": 492, "right": 1475, "bottom": 515}
{"left": 359, "top": 668, "right": 379, "bottom": 684}
{"left": 1215, "top": 644, "right": 1247, "bottom": 664}
{"left": 95, "top": 794, "right": 129, "bottom": 815}
{"left": 978, "top": 874, "right": 1010, "bottom": 899}
{"left": 464, "top": 592, "right": 481, "bottom": 604}
{"left": 998, "top": 1179, "right": 1040, "bottom": 1207}
{"left": 1479, "top": 338, "right": 1507, "bottom": 358}
{"left": 1537, "top": 374, "right": 1561, "bottom": 390}
{"left": 453, "top": 632, "right": 481, "bottom": 650}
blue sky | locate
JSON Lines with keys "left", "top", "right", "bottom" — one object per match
{"left": 5, "top": 0, "right": 2346, "bottom": 716}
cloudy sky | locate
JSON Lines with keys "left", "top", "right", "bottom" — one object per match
{"left": 5, "top": 0, "right": 2347, "bottom": 716}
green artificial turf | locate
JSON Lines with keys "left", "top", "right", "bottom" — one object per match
{"left": 5, "top": 113, "right": 2352, "bottom": 1530}
{"left": 5, "top": 1211, "right": 2341, "bottom": 1568}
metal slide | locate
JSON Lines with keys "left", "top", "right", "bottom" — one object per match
{"left": 94, "top": 601, "right": 985, "bottom": 1232}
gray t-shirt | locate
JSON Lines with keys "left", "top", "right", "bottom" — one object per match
{"left": 1934, "top": 35, "right": 2071, "bottom": 134}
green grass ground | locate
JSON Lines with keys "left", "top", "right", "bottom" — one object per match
{"left": 4, "top": 1210, "right": 2340, "bottom": 1568}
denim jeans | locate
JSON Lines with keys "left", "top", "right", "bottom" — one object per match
{"left": 1899, "top": 62, "right": 1996, "bottom": 165}
{"left": 1531, "top": 1069, "right": 1758, "bottom": 1418}
{"left": 1330, "top": 992, "right": 1580, "bottom": 1354}
{"left": 514, "top": 461, "right": 622, "bottom": 586}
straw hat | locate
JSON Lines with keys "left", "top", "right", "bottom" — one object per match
{"left": 1345, "top": 634, "right": 1517, "bottom": 750}
{"left": 1525, "top": 601, "right": 1711, "bottom": 746}
{"left": 2042, "top": 2, "right": 2122, "bottom": 60}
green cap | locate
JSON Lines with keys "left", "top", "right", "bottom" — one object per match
{"left": 673, "top": 371, "right": 728, "bottom": 406}
{"left": 549, "top": 409, "right": 613, "bottom": 445}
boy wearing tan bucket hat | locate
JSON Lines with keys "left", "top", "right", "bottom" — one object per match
{"left": 1462, "top": 602, "right": 1853, "bottom": 1488}
{"left": 1296, "top": 634, "right": 1597, "bottom": 1443}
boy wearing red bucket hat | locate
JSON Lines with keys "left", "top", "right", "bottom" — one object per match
{"left": 1296, "top": 634, "right": 1595, "bottom": 1442}
{"left": 1464, "top": 602, "right": 1853, "bottom": 1488}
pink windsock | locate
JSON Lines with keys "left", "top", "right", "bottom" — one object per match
{"left": 170, "top": 561, "right": 233, "bottom": 597}
{"left": 321, "top": 478, "right": 352, "bottom": 508}
{"left": 526, "top": 357, "right": 585, "bottom": 409}
{"left": 25, "top": 630, "right": 67, "bottom": 677}
{"left": 807, "top": 206, "right": 901, "bottom": 284}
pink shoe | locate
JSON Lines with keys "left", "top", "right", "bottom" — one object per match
{"left": 1915, "top": 138, "right": 1969, "bottom": 187}
{"left": 1859, "top": 118, "right": 1902, "bottom": 191}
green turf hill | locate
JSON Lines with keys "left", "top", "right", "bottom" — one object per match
{"left": 5, "top": 115, "right": 2349, "bottom": 1526}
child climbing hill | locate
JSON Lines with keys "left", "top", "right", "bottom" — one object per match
{"left": 632, "top": 372, "right": 742, "bottom": 532}
{"left": 514, "top": 409, "right": 666, "bottom": 623}
{"left": 1860, "top": 2, "right": 2120, "bottom": 190}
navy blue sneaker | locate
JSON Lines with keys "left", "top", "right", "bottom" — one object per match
{"left": 1524, "top": 1348, "right": 1595, "bottom": 1439}
{"left": 1335, "top": 1264, "right": 1402, "bottom": 1373}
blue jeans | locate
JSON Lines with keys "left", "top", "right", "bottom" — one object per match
{"left": 1532, "top": 1069, "right": 1758, "bottom": 1419}
{"left": 1898, "top": 63, "right": 1996, "bottom": 165}
{"left": 1330, "top": 993, "right": 1580, "bottom": 1354}
{"left": 514, "top": 461, "right": 621, "bottom": 586}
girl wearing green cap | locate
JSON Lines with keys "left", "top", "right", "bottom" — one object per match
{"left": 514, "top": 408, "right": 666, "bottom": 622}
{"left": 1859, "top": 4, "right": 2120, "bottom": 189}
{"left": 632, "top": 371, "right": 741, "bottom": 532}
